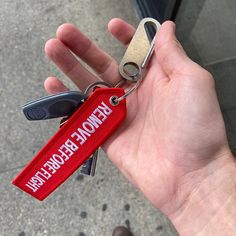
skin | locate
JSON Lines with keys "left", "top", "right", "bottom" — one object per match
{"left": 44, "top": 19, "right": 236, "bottom": 235}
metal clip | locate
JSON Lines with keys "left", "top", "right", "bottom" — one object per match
{"left": 119, "top": 18, "right": 160, "bottom": 82}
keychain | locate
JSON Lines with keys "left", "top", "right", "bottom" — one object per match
{"left": 22, "top": 89, "right": 98, "bottom": 176}
{"left": 22, "top": 82, "right": 111, "bottom": 176}
{"left": 12, "top": 18, "right": 160, "bottom": 200}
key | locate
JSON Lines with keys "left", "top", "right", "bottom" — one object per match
{"left": 22, "top": 91, "right": 86, "bottom": 120}
{"left": 80, "top": 149, "right": 98, "bottom": 176}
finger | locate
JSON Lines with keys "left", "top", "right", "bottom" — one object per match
{"left": 108, "top": 19, "right": 167, "bottom": 83}
{"left": 44, "top": 76, "right": 69, "bottom": 94}
{"left": 108, "top": 18, "right": 135, "bottom": 46}
{"left": 45, "top": 38, "right": 97, "bottom": 91}
{"left": 56, "top": 23, "right": 122, "bottom": 85}
{"left": 155, "top": 21, "right": 193, "bottom": 77}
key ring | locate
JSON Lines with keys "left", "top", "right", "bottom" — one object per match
{"left": 83, "top": 72, "right": 143, "bottom": 106}
{"left": 109, "top": 66, "right": 143, "bottom": 105}
{"left": 84, "top": 81, "right": 112, "bottom": 96}
{"left": 83, "top": 79, "right": 142, "bottom": 106}
{"left": 111, "top": 72, "right": 143, "bottom": 105}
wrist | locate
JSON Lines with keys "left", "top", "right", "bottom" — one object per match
{"left": 166, "top": 151, "right": 236, "bottom": 236}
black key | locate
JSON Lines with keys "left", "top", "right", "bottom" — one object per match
{"left": 22, "top": 91, "right": 86, "bottom": 120}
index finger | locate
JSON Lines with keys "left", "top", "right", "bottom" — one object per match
{"left": 56, "top": 21, "right": 135, "bottom": 85}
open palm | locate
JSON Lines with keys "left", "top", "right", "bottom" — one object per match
{"left": 44, "top": 19, "right": 231, "bottom": 216}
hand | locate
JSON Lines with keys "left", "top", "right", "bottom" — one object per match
{"left": 44, "top": 19, "right": 236, "bottom": 235}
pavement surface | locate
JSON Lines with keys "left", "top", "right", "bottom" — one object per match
{"left": 0, "top": 1, "right": 178, "bottom": 236}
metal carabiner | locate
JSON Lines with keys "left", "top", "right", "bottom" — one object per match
{"left": 119, "top": 18, "right": 161, "bottom": 82}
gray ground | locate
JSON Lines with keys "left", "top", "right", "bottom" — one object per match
{"left": 0, "top": 1, "right": 177, "bottom": 236}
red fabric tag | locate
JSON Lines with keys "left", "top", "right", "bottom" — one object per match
{"left": 12, "top": 88, "right": 126, "bottom": 200}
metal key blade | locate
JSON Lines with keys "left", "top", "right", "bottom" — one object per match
{"left": 22, "top": 91, "right": 86, "bottom": 120}
{"left": 80, "top": 149, "right": 98, "bottom": 176}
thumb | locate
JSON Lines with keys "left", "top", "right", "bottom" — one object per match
{"left": 155, "top": 21, "right": 192, "bottom": 76}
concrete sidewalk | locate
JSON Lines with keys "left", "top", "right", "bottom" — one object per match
{"left": 0, "top": 0, "right": 177, "bottom": 235}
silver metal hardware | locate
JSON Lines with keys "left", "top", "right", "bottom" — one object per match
{"left": 84, "top": 81, "right": 112, "bottom": 96}
{"left": 80, "top": 149, "right": 98, "bottom": 176}
{"left": 119, "top": 18, "right": 160, "bottom": 82}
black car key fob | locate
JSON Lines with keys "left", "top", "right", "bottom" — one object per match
{"left": 22, "top": 91, "right": 86, "bottom": 120}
